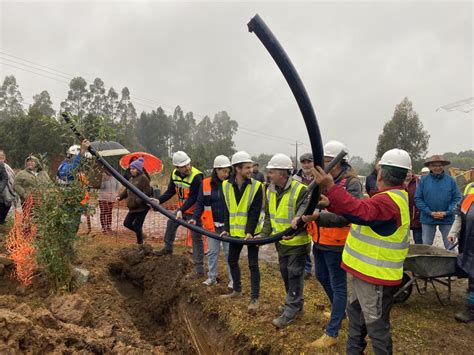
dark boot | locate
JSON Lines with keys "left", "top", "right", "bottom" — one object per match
{"left": 154, "top": 248, "right": 172, "bottom": 256}
{"left": 455, "top": 305, "right": 474, "bottom": 323}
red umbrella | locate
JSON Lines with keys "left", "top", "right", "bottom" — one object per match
{"left": 120, "top": 152, "right": 163, "bottom": 174}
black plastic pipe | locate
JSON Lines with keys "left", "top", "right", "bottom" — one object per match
{"left": 61, "top": 14, "right": 332, "bottom": 245}
{"left": 247, "top": 14, "right": 324, "bottom": 217}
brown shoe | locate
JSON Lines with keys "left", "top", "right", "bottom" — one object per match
{"left": 247, "top": 298, "right": 260, "bottom": 314}
{"left": 308, "top": 334, "right": 338, "bottom": 348}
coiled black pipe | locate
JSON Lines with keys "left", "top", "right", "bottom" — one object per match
{"left": 62, "top": 14, "right": 339, "bottom": 245}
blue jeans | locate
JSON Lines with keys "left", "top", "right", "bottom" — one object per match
{"left": 206, "top": 234, "right": 231, "bottom": 282}
{"left": 412, "top": 228, "right": 423, "bottom": 244}
{"left": 314, "top": 246, "right": 347, "bottom": 338}
{"left": 421, "top": 223, "right": 452, "bottom": 249}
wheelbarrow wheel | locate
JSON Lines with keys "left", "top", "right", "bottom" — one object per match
{"left": 393, "top": 272, "right": 413, "bottom": 303}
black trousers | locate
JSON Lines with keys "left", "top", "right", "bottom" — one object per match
{"left": 0, "top": 202, "right": 11, "bottom": 224}
{"left": 123, "top": 209, "right": 149, "bottom": 244}
{"left": 228, "top": 243, "right": 260, "bottom": 299}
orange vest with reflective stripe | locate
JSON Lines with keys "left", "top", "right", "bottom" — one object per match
{"left": 308, "top": 221, "right": 349, "bottom": 246}
{"left": 201, "top": 177, "right": 215, "bottom": 232}
{"left": 461, "top": 183, "right": 474, "bottom": 214}
{"left": 79, "top": 174, "right": 90, "bottom": 205}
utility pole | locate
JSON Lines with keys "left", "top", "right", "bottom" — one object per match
{"left": 291, "top": 141, "right": 299, "bottom": 171}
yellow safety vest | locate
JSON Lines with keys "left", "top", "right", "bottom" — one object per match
{"left": 222, "top": 178, "right": 263, "bottom": 238}
{"left": 342, "top": 189, "right": 409, "bottom": 282}
{"left": 172, "top": 166, "right": 202, "bottom": 212}
{"left": 267, "top": 180, "right": 310, "bottom": 246}
{"left": 464, "top": 183, "right": 474, "bottom": 196}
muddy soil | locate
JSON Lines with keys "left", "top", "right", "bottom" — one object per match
{"left": 1, "top": 234, "right": 473, "bottom": 354}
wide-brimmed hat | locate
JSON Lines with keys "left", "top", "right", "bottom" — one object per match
{"left": 424, "top": 155, "right": 450, "bottom": 167}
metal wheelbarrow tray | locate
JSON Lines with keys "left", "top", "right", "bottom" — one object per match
{"left": 393, "top": 245, "right": 459, "bottom": 305}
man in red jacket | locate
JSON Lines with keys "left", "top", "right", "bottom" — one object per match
{"left": 312, "top": 148, "right": 412, "bottom": 355}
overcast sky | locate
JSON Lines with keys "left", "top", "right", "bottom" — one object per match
{"left": 1, "top": 0, "right": 472, "bottom": 162}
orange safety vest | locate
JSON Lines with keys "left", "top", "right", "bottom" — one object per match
{"left": 308, "top": 221, "right": 350, "bottom": 246}
{"left": 307, "top": 177, "right": 355, "bottom": 246}
{"left": 200, "top": 177, "right": 215, "bottom": 232}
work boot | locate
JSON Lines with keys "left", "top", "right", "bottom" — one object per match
{"left": 308, "top": 334, "right": 338, "bottom": 348}
{"left": 220, "top": 290, "right": 242, "bottom": 299}
{"left": 455, "top": 305, "right": 474, "bottom": 323}
{"left": 278, "top": 304, "right": 304, "bottom": 314}
{"left": 272, "top": 314, "right": 294, "bottom": 329}
{"left": 247, "top": 298, "right": 260, "bottom": 314}
{"left": 154, "top": 248, "right": 172, "bottom": 256}
{"left": 202, "top": 278, "right": 217, "bottom": 286}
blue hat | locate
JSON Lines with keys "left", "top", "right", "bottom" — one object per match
{"left": 130, "top": 157, "right": 144, "bottom": 172}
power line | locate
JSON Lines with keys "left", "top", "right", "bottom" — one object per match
{"left": 1, "top": 52, "right": 311, "bottom": 146}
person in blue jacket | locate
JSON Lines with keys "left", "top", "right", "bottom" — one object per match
{"left": 57, "top": 140, "right": 91, "bottom": 185}
{"left": 414, "top": 155, "right": 461, "bottom": 249}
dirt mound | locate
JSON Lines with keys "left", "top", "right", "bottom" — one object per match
{"left": 0, "top": 245, "right": 196, "bottom": 353}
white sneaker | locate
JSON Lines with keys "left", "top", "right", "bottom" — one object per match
{"left": 202, "top": 278, "right": 217, "bottom": 286}
{"left": 227, "top": 280, "right": 233, "bottom": 289}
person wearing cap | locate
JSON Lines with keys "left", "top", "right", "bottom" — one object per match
{"left": 448, "top": 181, "right": 474, "bottom": 323}
{"left": 258, "top": 153, "right": 310, "bottom": 328}
{"left": 414, "top": 155, "right": 461, "bottom": 249}
{"left": 220, "top": 151, "right": 264, "bottom": 313}
{"left": 190, "top": 155, "right": 233, "bottom": 287}
{"left": 420, "top": 167, "right": 430, "bottom": 177}
{"left": 251, "top": 162, "right": 265, "bottom": 183}
{"left": 312, "top": 148, "right": 412, "bottom": 355}
{"left": 293, "top": 152, "right": 315, "bottom": 186}
{"left": 293, "top": 152, "right": 315, "bottom": 279}
{"left": 155, "top": 151, "right": 205, "bottom": 277}
{"left": 116, "top": 157, "right": 152, "bottom": 244}
{"left": 304, "top": 140, "right": 363, "bottom": 349}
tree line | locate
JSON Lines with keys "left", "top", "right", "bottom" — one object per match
{"left": 0, "top": 75, "right": 238, "bottom": 170}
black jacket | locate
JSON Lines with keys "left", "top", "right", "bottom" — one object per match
{"left": 223, "top": 176, "right": 263, "bottom": 236}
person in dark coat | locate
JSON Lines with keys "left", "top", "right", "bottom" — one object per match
{"left": 405, "top": 170, "right": 422, "bottom": 244}
{"left": 116, "top": 158, "right": 152, "bottom": 244}
{"left": 365, "top": 162, "right": 379, "bottom": 196}
{"left": 448, "top": 182, "right": 474, "bottom": 322}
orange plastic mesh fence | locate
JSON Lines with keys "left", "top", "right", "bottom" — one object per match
{"left": 80, "top": 194, "right": 192, "bottom": 245}
{"left": 5, "top": 195, "right": 37, "bottom": 286}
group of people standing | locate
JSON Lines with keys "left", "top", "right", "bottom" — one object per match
{"left": 116, "top": 140, "right": 424, "bottom": 354}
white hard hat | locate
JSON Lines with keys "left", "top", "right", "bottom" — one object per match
{"left": 421, "top": 167, "right": 430, "bottom": 173}
{"left": 379, "top": 149, "right": 412, "bottom": 170}
{"left": 172, "top": 151, "right": 191, "bottom": 167}
{"left": 67, "top": 145, "right": 81, "bottom": 156}
{"left": 266, "top": 153, "right": 293, "bottom": 170}
{"left": 213, "top": 155, "right": 231, "bottom": 168}
{"left": 231, "top": 151, "right": 252, "bottom": 165}
{"left": 324, "top": 140, "right": 348, "bottom": 160}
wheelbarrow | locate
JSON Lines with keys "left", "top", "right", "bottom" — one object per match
{"left": 393, "top": 244, "right": 460, "bottom": 305}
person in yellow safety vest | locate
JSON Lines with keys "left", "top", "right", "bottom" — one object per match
{"left": 256, "top": 153, "right": 310, "bottom": 328}
{"left": 189, "top": 155, "right": 233, "bottom": 287}
{"left": 303, "top": 140, "right": 363, "bottom": 349}
{"left": 154, "top": 151, "right": 205, "bottom": 278}
{"left": 448, "top": 181, "right": 474, "bottom": 323}
{"left": 312, "top": 148, "right": 412, "bottom": 355}
{"left": 220, "top": 151, "right": 264, "bottom": 314}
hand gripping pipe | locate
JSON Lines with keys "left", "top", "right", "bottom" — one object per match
{"left": 62, "top": 14, "right": 340, "bottom": 245}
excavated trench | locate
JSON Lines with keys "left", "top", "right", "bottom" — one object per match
{"left": 108, "top": 246, "right": 227, "bottom": 354}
